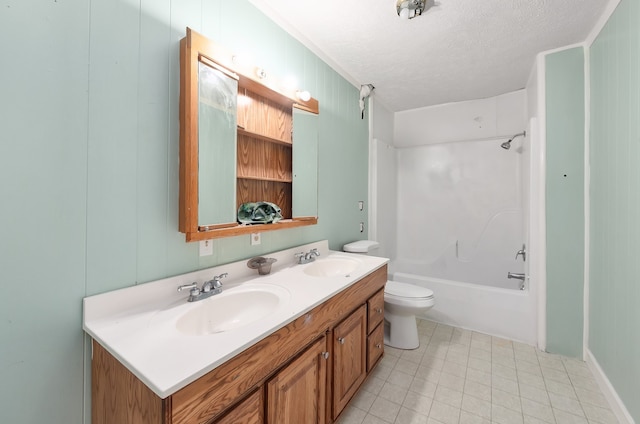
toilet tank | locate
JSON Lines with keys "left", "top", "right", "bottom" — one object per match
{"left": 343, "top": 240, "right": 380, "bottom": 256}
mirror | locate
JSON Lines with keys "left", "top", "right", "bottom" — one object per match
{"left": 179, "top": 28, "right": 320, "bottom": 241}
{"left": 292, "top": 108, "right": 319, "bottom": 218}
{"left": 198, "top": 61, "right": 238, "bottom": 226}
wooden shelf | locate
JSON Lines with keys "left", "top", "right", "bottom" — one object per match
{"left": 186, "top": 217, "right": 318, "bottom": 241}
{"left": 236, "top": 88, "right": 293, "bottom": 219}
{"left": 237, "top": 133, "right": 292, "bottom": 184}
{"left": 237, "top": 127, "right": 292, "bottom": 147}
{"left": 237, "top": 176, "right": 292, "bottom": 183}
{"left": 237, "top": 88, "right": 292, "bottom": 143}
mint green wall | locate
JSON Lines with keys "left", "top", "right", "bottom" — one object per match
{"left": 0, "top": 1, "right": 368, "bottom": 423}
{"left": 545, "top": 48, "right": 585, "bottom": 357}
{"left": 590, "top": 0, "right": 640, "bottom": 420}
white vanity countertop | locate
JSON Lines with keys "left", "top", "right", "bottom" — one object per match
{"left": 83, "top": 240, "right": 388, "bottom": 399}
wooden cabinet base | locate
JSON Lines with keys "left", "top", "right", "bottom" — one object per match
{"left": 92, "top": 342, "right": 168, "bottom": 424}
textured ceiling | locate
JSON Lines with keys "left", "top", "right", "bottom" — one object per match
{"left": 250, "top": 0, "right": 608, "bottom": 112}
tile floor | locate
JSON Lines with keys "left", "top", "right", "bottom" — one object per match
{"left": 337, "top": 320, "right": 619, "bottom": 424}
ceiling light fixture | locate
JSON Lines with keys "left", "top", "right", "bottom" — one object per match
{"left": 396, "top": 0, "right": 425, "bottom": 19}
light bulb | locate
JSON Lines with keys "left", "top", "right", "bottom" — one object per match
{"left": 255, "top": 67, "right": 267, "bottom": 79}
{"left": 296, "top": 90, "right": 311, "bottom": 102}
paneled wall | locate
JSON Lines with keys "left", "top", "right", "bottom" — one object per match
{"left": 589, "top": 0, "right": 640, "bottom": 419}
{"left": 0, "top": 1, "right": 368, "bottom": 423}
{"left": 544, "top": 47, "right": 585, "bottom": 358}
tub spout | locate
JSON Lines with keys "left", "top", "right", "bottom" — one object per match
{"left": 507, "top": 272, "right": 525, "bottom": 281}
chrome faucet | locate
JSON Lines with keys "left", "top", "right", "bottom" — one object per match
{"left": 507, "top": 272, "right": 525, "bottom": 281}
{"left": 177, "top": 273, "right": 228, "bottom": 302}
{"left": 508, "top": 272, "right": 527, "bottom": 290}
{"left": 203, "top": 273, "right": 227, "bottom": 292}
{"left": 295, "top": 248, "right": 320, "bottom": 264}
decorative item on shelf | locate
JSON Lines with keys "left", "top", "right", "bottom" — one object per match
{"left": 247, "top": 256, "right": 278, "bottom": 275}
{"left": 238, "top": 202, "right": 283, "bottom": 224}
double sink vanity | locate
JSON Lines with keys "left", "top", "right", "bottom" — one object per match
{"left": 84, "top": 240, "right": 388, "bottom": 424}
{"left": 82, "top": 26, "right": 393, "bottom": 424}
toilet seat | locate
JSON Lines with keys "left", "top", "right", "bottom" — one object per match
{"left": 385, "top": 280, "right": 434, "bottom": 299}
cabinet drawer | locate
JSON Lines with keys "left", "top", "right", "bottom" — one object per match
{"left": 367, "top": 289, "right": 385, "bottom": 334}
{"left": 214, "top": 388, "right": 263, "bottom": 424}
{"left": 367, "top": 323, "right": 384, "bottom": 372}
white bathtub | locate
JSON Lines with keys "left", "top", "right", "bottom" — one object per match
{"left": 393, "top": 272, "right": 537, "bottom": 345}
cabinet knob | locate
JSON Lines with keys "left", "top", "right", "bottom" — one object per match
{"left": 376, "top": 308, "right": 383, "bottom": 314}
{"left": 322, "top": 352, "right": 329, "bottom": 359}
{"left": 376, "top": 343, "right": 382, "bottom": 349}
{"left": 338, "top": 337, "right": 345, "bottom": 345}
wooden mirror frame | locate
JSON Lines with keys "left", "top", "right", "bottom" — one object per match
{"left": 179, "top": 28, "right": 319, "bottom": 242}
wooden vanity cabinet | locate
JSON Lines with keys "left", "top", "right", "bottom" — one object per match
{"left": 92, "top": 265, "right": 386, "bottom": 424}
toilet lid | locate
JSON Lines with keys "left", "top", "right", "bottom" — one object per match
{"left": 385, "top": 280, "right": 434, "bottom": 299}
{"left": 343, "top": 240, "right": 379, "bottom": 253}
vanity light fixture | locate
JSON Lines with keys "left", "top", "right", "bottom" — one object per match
{"left": 255, "top": 67, "right": 267, "bottom": 79}
{"left": 296, "top": 90, "right": 311, "bottom": 102}
{"left": 396, "top": 0, "right": 426, "bottom": 19}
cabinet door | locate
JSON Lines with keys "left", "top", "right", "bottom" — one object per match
{"left": 332, "top": 305, "right": 367, "bottom": 419}
{"left": 215, "top": 388, "right": 263, "bottom": 424}
{"left": 266, "top": 335, "right": 327, "bottom": 424}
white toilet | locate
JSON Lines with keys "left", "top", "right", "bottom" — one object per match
{"left": 343, "top": 240, "right": 435, "bottom": 350}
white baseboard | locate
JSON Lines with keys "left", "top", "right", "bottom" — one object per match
{"left": 586, "top": 349, "right": 635, "bottom": 424}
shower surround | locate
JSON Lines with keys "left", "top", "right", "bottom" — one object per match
{"left": 395, "top": 136, "right": 524, "bottom": 290}
{"left": 387, "top": 90, "right": 537, "bottom": 343}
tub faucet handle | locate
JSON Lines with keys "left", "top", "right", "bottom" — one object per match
{"left": 515, "top": 244, "right": 526, "bottom": 262}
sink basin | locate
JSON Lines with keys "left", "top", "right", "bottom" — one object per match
{"left": 175, "top": 285, "right": 289, "bottom": 336}
{"left": 303, "top": 257, "right": 361, "bottom": 277}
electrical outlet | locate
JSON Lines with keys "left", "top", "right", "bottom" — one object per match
{"left": 199, "top": 239, "right": 213, "bottom": 256}
{"left": 251, "top": 232, "right": 261, "bottom": 246}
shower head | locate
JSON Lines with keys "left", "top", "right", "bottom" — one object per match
{"left": 501, "top": 131, "right": 526, "bottom": 150}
